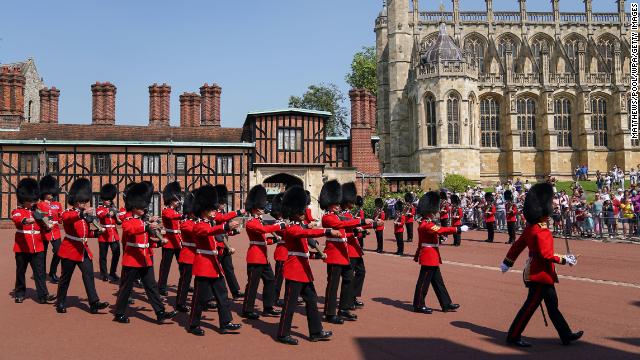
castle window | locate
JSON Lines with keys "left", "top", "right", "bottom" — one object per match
{"left": 498, "top": 38, "right": 518, "bottom": 71}
{"left": 277, "top": 127, "right": 303, "bottom": 151}
{"left": 464, "top": 38, "right": 484, "bottom": 72}
{"left": 531, "top": 38, "right": 548, "bottom": 67}
{"left": 597, "top": 38, "right": 615, "bottom": 72}
{"left": 92, "top": 154, "right": 111, "bottom": 175}
{"left": 591, "top": 97, "right": 608, "bottom": 147}
{"left": 27, "top": 100, "right": 33, "bottom": 122}
{"left": 480, "top": 97, "right": 500, "bottom": 148}
{"left": 19, "top": 153, "right": 39, "bottom": 175}
{"left": 564, "top": 38, "right": 580, "bottom": 70}
{"left": 47, "top": 153, "right": 59, "bottom": 173}
{"left": 424, "top": 95, "right": 437, "bottom": 146}
{"left": 447, "top": 93, "right": 460, "bottom": 145}
{"left": 469, "top": 97, "right": 476, "bottom": 146}
{"left": 216, "top": 155, "right": 233, "bottom": 175}
{"left": 142, "top": 154, "right": 160, "bottom": 174}
{"left": 337, "top": 145, "right": 350, "bottom": 163}
{"left": 175, "top": 155, "right": 186, "bottom": 175}
{"left": 148, "top": 193, "right": 161, "bottom": 217}
{"left": 517, "top": 98, "right": 536, "bottom": 148}
{"left": 554, "top": 98, "right": 572, "bottom": 148}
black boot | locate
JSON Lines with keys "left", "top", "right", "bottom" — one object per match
{"left": 56, "top": 305, "right": 67, "bottom": 313}
{"left": 176, "top": 304, "right": 191, "bottom": 313}
{"left": 242, "top": 311, "right": 260, "bottom": 320}
{"left": 262, "top": 307, "right": 281, "bottom": 316}
{"left": 325, "top": 315, "right": 344, "bottom": 324}
{"left": 49, "top": 273, "right": 59, "bottom": 284}
{"left": 442, "top": 303, "right": 460, "bottom": 312}
{"left": 413, "top": 306, "right": 433, "bottom": 314}
{"left": 156, "top": 310, "right": 177, "bottom": 324}
{"left": 277, "top": 335, "right": 299, "bottom": 345}
{"left": 90, "top": 301, "right": 109, "bottom": 314}
{"left": 310, "top": 330, "right": 333, "bottom": 342}
{"left": 113, "top": 314, "right": 130, "bottom": 324}
{"left": 507, "top": 338, "right": 532, "bottom": 347}
{"left": 14, "top": 296, "right": 24, "bottom": 304}
{"left": 338, "top": 310, "right": 357, "bottom": 321}
{"left": 562, "top": 331, "right": 584, "bottom": 346}
{"left": 220, "top": 322, "right": 242, "bottom": 333}
{"left": 188, "top": 326, "right": 205, "bottom": 336}
{"left": 37, "top": 294, "right": 56, "bottom": 304}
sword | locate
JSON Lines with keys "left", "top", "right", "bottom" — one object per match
{"left": 539, "top": 304, "right": 549, "bottom": 327}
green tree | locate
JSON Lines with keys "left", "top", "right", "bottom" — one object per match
{"left": 441, "top": 174, "right": 476, "bottom": 194}
{"left": 288, "top": 83, "right": 349, "bottom": 136}
{"left": 345, "top": 46, "right": 377, "bottom": 95}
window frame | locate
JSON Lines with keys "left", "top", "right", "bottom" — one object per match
{"left": 175, "top": 154, "right": 187, "bottom": 175}
{"left": 277, "top": 127, "right": 303, "bottom": 152}
{"left": 92, "top": 153, "right": 111, "bottom": 175}
{"left": 447, "top": 93, "right": 460, "bottom": 145}
{"left": 216, "top": 155, "right": 234, "bottom": 175}
{"left": 517, "top": 97, "right": 537, "bottom": 148}
{"left": 591, "top": 97, "right": 608, "bottom": 148}
{"left": 425, "top": 95, "right": 437, "bottom": 146}
{"left": 18, "top": 153, "right": 39, "bottom": 175}
{"left": 480, "top": 97, "right": 500, "bottom": 148}
{"left": 142, "top": 154, "right": 161, "bottom": 175}
{"left": 554, "top": 98, "right": 572, "bottom": 148}
{"left": 46, "top": 153, "right": 59, "bottom": 174}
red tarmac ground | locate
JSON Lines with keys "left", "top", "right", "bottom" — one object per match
{"left": 0, "top": 223, "right": 638, "bottom": 359}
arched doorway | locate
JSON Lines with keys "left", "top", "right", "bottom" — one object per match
{"left": 262, "top": 173, "right": 304, "bottom": 211}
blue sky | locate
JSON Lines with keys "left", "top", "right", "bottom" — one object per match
{"left": 0, "top": 0, "right": 623, "bottom": 127}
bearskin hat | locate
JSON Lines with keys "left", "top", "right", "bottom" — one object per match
{"left": 484, "top": 192, "right": 494, "bottom": 203}
{"left": 504, "top": 189, "right": 513, "bottom": 202}
{"left": 17, "top": 178, "right": 39, "bottom": 203}
{"left": 125, "top": 182, "right": 152, "bottom": 211}
{"left": 99, "top": 183, "right": 118, "bottom": 201}
{"left": 214, "top": 184, "right": 229, "bottom": 205}
{"left": 162, "top": 181, "right": 182, "bottom": 206}
{"left": 38, "top": 175, "right": 59, "bottom": 198}
{"left": 341, "top": 182, "right": 357, "bottom": 206}
{"left": 182, "top": 191, "right": 195, "bottom": 215}
{"left": 123, "top": 182, "right": 135, "bottom": 199}
{"left": 404, "top": 192, "right": 414, "bottom": 203}
{"left": 67, "top": 178, "right": 92, "bottom": 205}
{"left": 282, "top": 185, "right": 308, "bottom": 219}
{"left": 440, "top": 190, "right": 448, "bottom": 201}
{"left": 142, "top": 181, "right": 155, "bottom": 202}
{"left": 305, "top": 190, "right": 312, "bottom": 206}
{"left": 193, "top": 184, "right": 218, "bottom": 217}
{"left": 417, "top": 191, "right": 441, "bottom": 217}
{"left": 245, "top": 184, "right": 267, "bottom": 211}
{"left": 523, "top": 183, "right": 554, "bottom": 224}
{"left": 374, "top": 197, "right": 384, "bottom": 208}
{"left": 450, "top": 194, "right": 460, "bottom": 206}
{"left": 394, "top": 200, "right": 404, "bottom": 211}
{"left": 355, "top": 195, "right": 364, "bottom": 207}
{"left": 319, "top": 179, "right": 342, "bottom": 210}
{"left": 270, "top": 192, "right": 284, "bottom": 218}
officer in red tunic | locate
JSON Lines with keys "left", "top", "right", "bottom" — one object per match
{"left": 373, "top": 197, "right": 386, "bottom": 253}
{"left": 504, "top": 190, "right": 518, "bottom": 244}
{"left": 438, "top": 191, "right": 450, "bottom": 243}
{"left": 450, "top": 194, "right": 464, "bottom": 246}
{"left": 96, "top": 183, "right": 121, "bottom": 282}
{"left": 12, "top": 178, "right": 55, "bottom": 304}
{"left": 404, "top": 193, "right": 416, "bottom": 242}
{"left": 354, "top": 195, "right": 367, "bottom": 249}
{"left": 113, "top": 182, "right": 177, "bottom": 324}
{"left": 271, "top": 193, "right": 288, "bottom": 307}
{"left": 501, "top": 183, "right": 583, "bottom": 347}
{"left": 175, "top": 191, "right": 196, "bottom": 313}
{"left": 56, "top": 178, "right": 109, "bottom": 314}
{"left": 277, "top": 185, "right": 338, "bottom": 345}
{"left": 188, "top": 185, "right": 242, "bottom": 336}
{"left": 37, "top": 175, "right": 63, "bottom": 284}
{"left": 214, "top": 184, "right": 245, "bottom": 299}
{"left": 321, "top": 180, "right": 371, "bottom": 324}
{"left": 158, "top": 181, "right": 183, "bottom": 296}
{"left": 412, "top": 191, "right": 468, "bottom": 314}
{"left": 484, "top": 192, "right": 496, "bottom": 242}
{"left": 393, "top": 200, "right": 405, "bottom": 255}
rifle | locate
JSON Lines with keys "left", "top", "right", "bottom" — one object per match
{"left": 142, "top": 213, "right": 165, "bottom": 244}
{"left": 82, "top": 209, "right": 105, "bottom": 234}
{"left": 32, "top": 207, "right": 55, "bottom": 230}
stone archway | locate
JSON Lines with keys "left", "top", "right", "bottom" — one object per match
{"left": 262, "top": 172, "right": 304, "bottom": 193}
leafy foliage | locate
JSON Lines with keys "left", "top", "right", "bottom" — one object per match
{"left": 288, "top": 83, "right": 349, "bottom": 136}
{"left": 441, "top": 174, "right": 476, "bottom": 194}
{"left": 345, "top": 46, "right": 377, "bottom": 95}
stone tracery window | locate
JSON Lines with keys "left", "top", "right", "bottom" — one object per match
{"left": 498, "top": 37, "right": 518, "bottom": 72}
{"left": 517, "top": 97, "right": 536, "bottom": 148}
{"left": 469, "top": 96, "right": 476, "bottom": 146}
{"left": 554, "top": 98, "right": 572, "bottom": 148}
{"left": 591, "top": 96, "right": 608, "bottom": 147}
{"left": 424, "top": 95, "right": 437, "bottom": 146}
{"left": 464, "top": 37, "right": 485, "bottom": 72}
{"left": 480, "top": 97, "right": 500, "bottom": 148}
{"left": 597, "top": 38, "right": 615, "bottom": 72}
{"left": 531, "top": 38, "right": 549, "bottom": 67}
{"left": 564, "top": 37, "right": 580, "bottom": 70}
{"left": 447, "top": 93, "right": 460, "bottom": 145}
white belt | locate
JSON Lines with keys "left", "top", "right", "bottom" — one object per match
{"left": 181, "top": 242, "right": 196, "bottom": 247}
{"left": 126, "top": 242, "right": 150, "bottom": 249}
{"left": 197, "top": 249, "right": 219, "bottom": 256}
{"left": 17, "top": 230, "right": 40, "bottom": 234}
{"left": 103, "top": 224, "right": 116, "bottom": 228}
{"left": 326, "top": 237, "right": 347, "bottom": 243}
{"left": 288, "top": 251, "right": 309, "bottom": 258}
{"left": 66, "top": 234, "right": 87, "bottom": 242}
{"left": 249, "top": 241, "right": 266, "bottom": 246}
{"left": 165, "top": 229, "right": 181, "bottom": 234}
{"left": 421, "top": 243, "right": 439, "bottom": 248}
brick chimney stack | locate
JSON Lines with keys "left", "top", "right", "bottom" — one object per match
{"left": 349, "top": 88, "right": 380, "bottom": 175}
{"left": 91, "top": 82, "right": 116, "bottom": 125}
{"left": 180, "top": 92, "right": 201, "bottom": 127}
{"left": 149, "top": 83, "right": 171, "bottom": 127}
{"left": 39, "top": 87, "right": 61, "bottom": 123}
{"left": 0, "top": 66, "right": 26, "bottom": 127}
{"left": 199, "top": 83, "right": 221, "bottom": 127}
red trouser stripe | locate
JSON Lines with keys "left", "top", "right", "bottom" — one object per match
{"left": 511, "top": 285, "right": 543, "bottom": 338}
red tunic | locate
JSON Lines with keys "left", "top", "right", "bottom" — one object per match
{"left": 503, "top": 223, "right": 564, "bottom": 284}
{"left": 439, "top": 203, "right": 450, "bottom": 220}
{"left": 121, "top": 216, "right": 154, "bottom": 268}
{"left": 406, "top": 205, "right": 416, "bottom": 223}
{"left": 375, "top": 211, "right": 386, "bottom": 231}
{"left": 394, "top": 215, "right": 405, "bottom": 233}
{"left": 59, "top": 209, "right": 97, "bottom": 261}
{"left": 450, "top": 207, "right": 463, "bottom": 227}
{"left": 305, "top": 207, "right": 315, "bottom": 223}
{"left": 506, "top": 202, "right": 518, "bottom": 223}
{"left": 213, "top": 210, "right": 241, "bottom": 249}
{"left": 321, "top": 212, "right": 363, "bottom": 265}
{"left": 484, "top": 204, "right": 496, "bottom": 223}
{"left": 162, "top": 207, "right": 183, "bottom": 249}
{"left": 415, "top": 220, "right": 459, "bottom": 266}
{"left": 273, "top": 229, "right": 288, "bottom": 262}
{"left": 11, "top": 207, "right": 44, "bottom": 253}
{"left": 36, "top": 200, "right": 62, "bottom": 241}
{"left": 343, "top": 212, "right": 365, "bottom": 258}
{"left": 117, "top": 207, "right": 130, "bottom": 222}
{"left": 96, "top": 205, "right": 120, "bottom": 243}
{"left": 178, "top": 218, "right": 196, "bottom": 265}
{"left": 245, "top": 217, "right": 285, "bottom": 264}
{"left": 283, "top": 223, "right": 329, "bottom": 283}
{"left": 192, "top": 220, "right": 228, "bottom": 278}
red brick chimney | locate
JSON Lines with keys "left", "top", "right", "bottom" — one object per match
{"left": 180, "top": 92, "right": 201, "bottom": 127}
{"left": 199, "top": 83, "right": 221, "bottom": 127}
{"left": 149, "top": 83, "right": 171, "bottom": 127}
{"left": 349, "top": 88, "right": 380, "bottom": 175}
{"left": 91, "top": 82, "right": 116, "bottom": 125}
{"left": 0, "top": 66, "right": 26, "bottom": 127}
{"left": 39, "top": 87, "right": 60, "bottom": 124}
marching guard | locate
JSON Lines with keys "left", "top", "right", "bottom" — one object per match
{"left": 158, "top": 181, "right": 183, "bottom": 296}
{"left": 37, "top": 175, "right": 63, "bottom": 284}
{"left": 404, "top": 193, "right": 415, "bottom": 242}
{"left": 412, "top": 191, "right": 468, "bottom": 314}
{"left": 438, "top": 191, "right": 450, "bottom": 243}
{"left": 450, "top": 194, "right": 463, "bottom": 247}
{"left": 270, "top": 193, "right": 288, "bottom": 306}
{"left": 393, "top": 200, "right": 405, "bottom": 255}
{"left": 96, "top": 183, "right": 121, "bottom": 282}
{"left": 501, "top": 183, "right": 583, "bottom": 347}
{"left": 175, "top": 191, "right": 196, "bottom": 313}
{"left": 354, "top": 195, "right": 367, "bottom": 249}
{"left": 56, "top": 178, "right": 109, "bottom": 314}
{"left": 12, "top": 178, "right": 55, "bottom": 304}
{"left": 484, "top": 192, "right": 496, "bottom": 243}
{"left": 373, "top": 197, "right": 385, "bottom": 253}
{"left": 504, "top": 190, "right": 518, "bottom": 244}
{"left": 214, "top": 184, "right": 245, "bottom": 300}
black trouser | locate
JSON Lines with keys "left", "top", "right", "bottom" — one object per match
{"left": 486, "top": 222, "right": 495, "bottom": 242}
{"left": 405, "top": 222, "right": 414, "bottom": 241}
{"left": 175, "top": 262, "right": 193, "bottom": 308}
{"left": 243, "top": 263, "right": 276, "bottom": 312}
{"left": 324, "top": 264, "right": 353, "bottom": 316}
{"left": 507, "top": 222, "right": 516, "bottom": 244}
{"left": 452, "top": 231, "right": 461, "bottom": 246}
{"left": 412, "top": 266, "right": 452, "bottom": 310}
{"left": 357, "top": 234, "right": 365, "bottom": 249}
{"left": 274, "top": 260, "right": 285, "bottom": 302}
{"left": 43, "top": 239, "right": 61, "bottom": 276}
{"left": 278, "top": 280, "right": 323, "bottom": 338}
{"left": 375, "top": 230, "right": 384, "bottom": 252}
{"left": 98, "top": 241, "right": 120, "bottom": 277}
{"left": 395, "top": 232, "right": 404, "bottom": 254}
{"left": 439, "top": 219, "right": 449, "bottom": 241}
{"left": 350, "top": 257, "right": 366, "bottom": 298}
{"left": 158, "top": 247, "right": 181, "bottom": 292}
{"left": 115, "top": 265, "right": 165, "bottom": 315}
{"left": 15, "top": 252, "right": 49, "bottom": 300}
{"left": 218, "top": 249, "right": 241, "bottom": 295}
{"left": 189, "top": 276, "right": 233, "bottom": 328}
{"left": 507, "top": 283, "right": 572, "bottom": 342}
{"left": 56, "top": 254, "right": 99, "bottom": 307}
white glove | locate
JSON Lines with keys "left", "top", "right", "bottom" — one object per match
{"left": 500, "top": 263, "right": 510, "bottom": 273}
{"left": 565, "top": 254, "right": 577, "bottom": 266}
{"left": 459, "top": 225, "right": 469, "bottom": 232}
